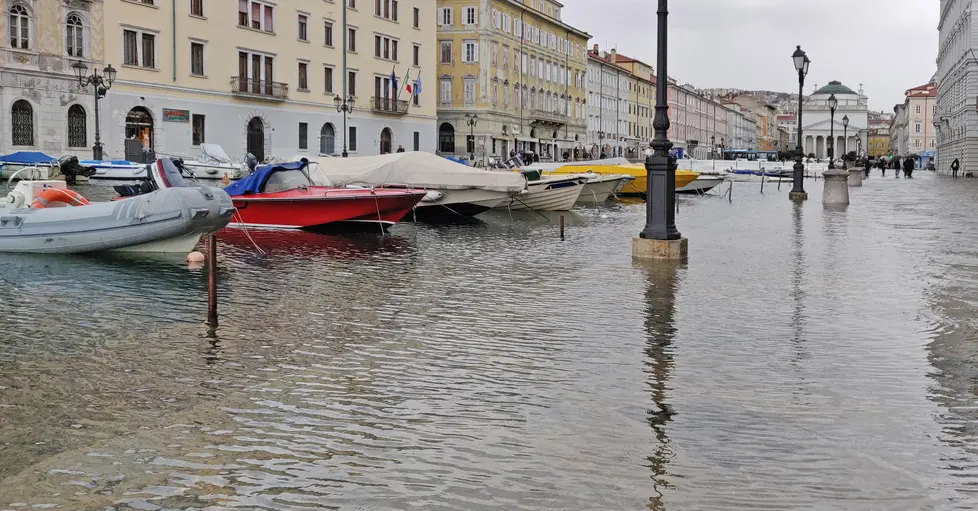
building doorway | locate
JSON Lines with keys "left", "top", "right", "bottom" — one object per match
{"left": 320, "top": 123, "right": 335, "bottom": 155}
{"left": 125, "top": 107, "right": 154, "bottom": 149}
{"left": 247, "top": 117, "right": 264, "bottom": 162}
{"left": 438, "top": 123, "right": 455, "bottom": 153}
{"left": 380, "top": 127, "right": 392, "bottom": 154}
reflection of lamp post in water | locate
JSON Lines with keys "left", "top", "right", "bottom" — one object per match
{"left": 72, "top": 61, "right": 117, "bottom": 161}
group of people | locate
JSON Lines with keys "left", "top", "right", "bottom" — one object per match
{"left": 873, "top": 156, "right": 918, "bottom": 178}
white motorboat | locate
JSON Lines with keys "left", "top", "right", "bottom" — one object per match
{"left": 0, "top": 159, "right": 233, "bottom": 254}
{"left": 546, "top": 171, "right": 632, "bottom": 203}
{"left": 306, "top": 152, "right": 525, "bottom": 222}
{"left": 0, "top": 151, "right": 62, "bottom": 180}
{"left": 677, "top": 175, "right": 726, "bottom": 194}
{"left": 181, "top": 144, "right": 250, "bottom": 180}
{"left": 83, "top": 159, "right": 148, "bottom": 181}
{"left": 502, "top": 173, "right": 587, "bottom": 211}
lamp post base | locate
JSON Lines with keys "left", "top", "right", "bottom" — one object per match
{"left": 789, "top": 191, "right": 809, "bottom": 201}
{"left": 632, "top": 236, "right": 688, "bottom": 263}
{"left": 822, "top": 169, "right": 850, "bottom": 206}
{"left": 92, "top": 143, "right": 103, "bottom": 161}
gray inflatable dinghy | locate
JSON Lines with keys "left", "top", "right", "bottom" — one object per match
{"left": 0, "top": 158, "right": 233, "bottom": 254}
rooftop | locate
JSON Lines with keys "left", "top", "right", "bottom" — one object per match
{"left": 813, "top": 80, "right": 858, "bottom": 96}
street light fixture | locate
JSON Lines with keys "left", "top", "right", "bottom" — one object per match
{"left": 790, "top": 45, "right": 810, "bottom": 201}
{"left": 465, "top": 113, "right": 479, "bottom": 163}
{"left": 842, "top": 114, "right": 849, "bottom": 166}
{"left": 333, "top": 94, "right": 355, "bottom": 157}
{"left": 827, "top": 93, "right": 838, "bottom": 169}
{"left": 72, "top": 60, "right": 117, "bottom": 161}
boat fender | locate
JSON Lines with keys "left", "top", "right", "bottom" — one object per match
{"left": 421, "top": 191, "right": 444, "bottom": 203}
{"left": 5, "top": 192, "right": 25, "bottom": 209}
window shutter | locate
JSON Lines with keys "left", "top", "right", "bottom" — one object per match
{"left": 437, "top": 7, "right": 444, "bottom": 25}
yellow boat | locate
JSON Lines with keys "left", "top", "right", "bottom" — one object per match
{"left": 547, "top": 163, "right": 698, "bottom": 196}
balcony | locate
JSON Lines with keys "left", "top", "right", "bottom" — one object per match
{"left": 230, "top": 76, "right": 289, "bottom": 101}
{"left": 371, "top": 96, "right": 410, "bottom": 115}
{"left": 531, "top": 109, "right": 566, "bottom": 124}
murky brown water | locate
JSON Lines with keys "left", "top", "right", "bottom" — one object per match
{"left": 0, "top": 173, "right": 976, "bottom": 509}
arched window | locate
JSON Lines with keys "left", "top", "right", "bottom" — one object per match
{"left": 66, "top": 13, "right": 84, "bottom": 57}
{"left": 9, "top": 5, "right": 29, "bottom": 49}
{"left": 320, "top": 123, "right": 335, "bottom": 155}
{"left": 67, "top": 104, "right": 87, "bottom": 148}
{"left": 438, "top": 122, "right": 455, "bottom": 153}
{"left": 380, "top": 127, "right": 392, "bottom": 154}
{"left": 11, "top": 100, "right": 33, "bottom": 146}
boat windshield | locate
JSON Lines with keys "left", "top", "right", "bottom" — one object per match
{"left": 263, "top": 162, "right": 333, "bottom": 193}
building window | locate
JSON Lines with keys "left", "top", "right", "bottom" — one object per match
{"left": 915, "top": 105, "right": 920, "bottom": 114}
{"left": 349, "top": 126, "right": 358, "bottom": 151}
{"left": 348, "top": 70, "right": 357, "bottom": 96}
{"left": 190, "top": 41, "right": 205, "bottom": 76}
{"left": 123, "top": 29, "right": 157, "bottom": 68}
{"left": 915, "top": 123, "right": 921, "bottom": 133}
{"left": 437, "top": 7, "right": 453, "bottom": 26}
{"left": 190, "top": 0, "right": 204, "bottom": 16}
{"left": 192, "top": 114, "right": 205, "bottom": 145}
{"left": 347, "top": 0, "right": 356, "bottom": 7}
{"left": 440, "top": 40, "right": 452, "bottom": 63}
{"left": 463, "top": 6, "right": 477, "bottom": 25}
{"left": 412, "top": 84, "right": 419, "bottom": 106}
{"left": 298, "top": 62, "right": 308, "bottom": 90}
{"left": 324, "top": 66, "right": 334, "bottom": 93}
{"left": 466, "top": 135, "right": 474, "bottom": 155}
{"left": 375, "top": 0, "right": 398, "bottom": 21}
{"left": 236, "top": 51, "right": 274, "bottom": 94}
{"left": 413, "top": 7, "right": 419, "bottom": 28}
{"left": 463, "top": 77, "right": 476, "bottom": 105}
{"left": 413, "top": 44, "right": 420, "bottom": 66}
{"left": 238, "top": 0, "right": 273, "bottom": 32}
{"left": 298, "top": 14, "right": 308, "bottom": 41}
{"left": 9, "top": 5, "right": 29, "bottom": 50}
{"left": 67, "top": 105, "right": 86, "bottom": 148}
{"left": 320, "top": 123, "right": 335, "bottom": 154}
{"left": 413, "top": 131, "right": 420, "bottom": 151}
{"left": 65, "top": 13, "right": 84, "bottom": 57}
{"left": 11, "top": 100, "right": 33, "bottom": 146}
{"left": 348, "top": 27, "right": 357, "bottom": 51}
{"left": 463, "top": 40, "right": 477, "bottom": 63}
{"left": 440, "top": 77, "right": 452, "bottom": 106}
{"left": 374, "top": 34, "right": 398, "bottom": 61}
{"left": 299, "top": 122, "right": 308, "bottom": 149}
{"left": 324, "top": 21, "right": 333, "bottom": 45}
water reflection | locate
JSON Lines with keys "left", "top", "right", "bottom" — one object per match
{"left": 638, "top": 261, "right": 682, "bottom": 510}
{"left": 790, "top": 203, "right": 808, "bottom": 364}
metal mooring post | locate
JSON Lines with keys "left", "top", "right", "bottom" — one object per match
{"left": 207, "top": 233, "right": 218, "bottom": 326}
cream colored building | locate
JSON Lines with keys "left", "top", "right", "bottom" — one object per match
{"left": 585, "top": 47, "right": 654, "bottom": 159}
{"left": 435, "top": 0, "right": 589, "bottom": 162}
{"left": 1, "top": 0, "right": 105, "bottom": 157}
{"left": 101, "top": 0, "right": 436, "bottom": 161}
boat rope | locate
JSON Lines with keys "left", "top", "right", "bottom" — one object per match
{"left": 371, "top": 188, "right": 386, "bottom": 236}
{"left": 510, "top": 195, "right": 551, "bottom": 222}
{"left": 232, "top": 209, "right": 266, "bottom": 256}
{"left": 434, "top": 202, "right": 485, "bottom": 226}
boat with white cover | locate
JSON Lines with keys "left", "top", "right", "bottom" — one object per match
{"left": 0, "top": 159, "right": 233, "bottom": 253}
{"left": 677, "top": 175, "right": 726, "bottom": 194}
{"left": 181, "top": 144, "right": 250, "bottom": 180}
{"left": 306, "top": 152, "right": 526, "bottom": 222}
{"left": 82, "top": 159, "right": 148, "bottom": 181}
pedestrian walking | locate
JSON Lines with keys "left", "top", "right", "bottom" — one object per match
{"left": 396, "top": 145, "right": 405, "bottom": 153}
{"left": 892, "top": 156, "right": 901, "bottom": 178}
{"left": 903, "top": 156, "right": 915, "bottom": 178}
{"left": 878, "top": 158, "right": 886, "bottom": 177}
{"left": 952, "top": 157, "right": 960, "bottom": 178}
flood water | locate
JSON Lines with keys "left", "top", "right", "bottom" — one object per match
{"left": 1, "top": 173, "right": 977, "bottom": 509}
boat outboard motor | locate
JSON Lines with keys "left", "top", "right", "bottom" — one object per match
{"left": 113, "top": 158, "right": 188, "bottom": 198}
{"left": 245, "top": 153, "right": 259, "bottom": 173}
{"left": 58, "top": 155, "right": 96, "bottom": 186}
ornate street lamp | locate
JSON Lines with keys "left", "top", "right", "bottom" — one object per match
{"left": 72, "top": 60, "right": 116, "bottom": 161}
{"left": 827, "top": 93, "right": 838, "bottom": 169}
{"left": 333, "top": 94, "right": 355, "bottom": 157}
{"left": 637, "top": 0, "right": 682, "bottom": 250}
{"left": 465, "top": 113, "right": 479, "bottom": 163}
{"left": 598, "top": 130, "right": 606, "bottom": 157}
{"left": 842, "top": 114, "right": 849, "bottom": 164}
{"left": 790, "top": 45, "right": 810, "bottom": 201}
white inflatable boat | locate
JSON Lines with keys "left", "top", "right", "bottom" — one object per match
{"left": 0, "top": 159, "right": 234, "bottom": 254}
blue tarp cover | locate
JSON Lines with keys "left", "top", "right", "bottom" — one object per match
{"left": 223, "top": 160, "right": 306, "bottom": 196}
{"left": 0, "top": 151, "right": 58, "bottom": 164}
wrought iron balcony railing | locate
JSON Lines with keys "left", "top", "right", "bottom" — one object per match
{"left": 371, "top": 96, "right": 410, "bottom": 115}
{"left": 230, "top": 76, "right": 289, "bottom": 100}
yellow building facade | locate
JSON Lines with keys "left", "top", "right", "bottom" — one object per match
{"left": 868, "top": 128, "right": 891, "bottom": 157}
{"left": 435, "top": 0, "right": 589, "bottom": 162}
{"left": 1, "top": 0, "right": 105, "bottom": 156}
{"left": 101, "top": 0, "right": 436, "bottom": 161}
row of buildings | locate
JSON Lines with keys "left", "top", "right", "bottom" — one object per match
{"left": 0, "top": 0, "right": 872, "bottom": 164}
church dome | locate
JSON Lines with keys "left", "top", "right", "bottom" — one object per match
{"left": 813, "top": 80, "right": 857, "bottom": 96}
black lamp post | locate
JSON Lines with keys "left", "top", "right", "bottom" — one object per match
{"left": 827, "top": 93, "right": 838, "bottom": 169}
{"left": 710, "top": 134, "right": 715, "bottom": 159}
{"left": 790, "top": 45, "right": 810, "bottom": 201}
{"left": 598, "top": 130, "right": 606, "bottom": 157}
{"left": 72, "top": 61, "right": 116, "bottom": 161}
{"left": 333, "top": 94, "right": 355, "bottom": 157}
{"left": 720, "top": 137, "right": 725, "bottom": 160}
{"left": 842, "top": 114, "right": 849, "bottom": 165}
{"left": 639, "top": 0, "right": 680, "bottom": 242}
{"left": 465, "top": 113, "right": 479, "bottom": 162}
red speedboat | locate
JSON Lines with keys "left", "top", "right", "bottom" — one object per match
{"left": 223, "top": 159, "right": 426, "bottom": 231}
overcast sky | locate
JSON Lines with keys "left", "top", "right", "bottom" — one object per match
{"left": 561, "top": 0, "right": 938, "bottom": 113}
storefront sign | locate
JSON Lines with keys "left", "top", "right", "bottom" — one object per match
{"left": 162, "top": 108, "right": 190, "bottom": 122}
